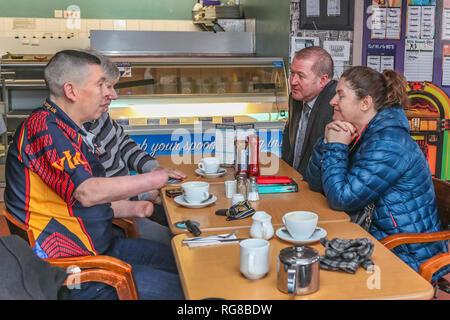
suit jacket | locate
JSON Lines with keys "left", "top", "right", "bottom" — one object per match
{"left": 281, "top": 80, "right": 336, "bottom": 178}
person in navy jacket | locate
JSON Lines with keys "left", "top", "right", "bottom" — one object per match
{"left": 306, "top": 66, "right": 449, "bottom": 282}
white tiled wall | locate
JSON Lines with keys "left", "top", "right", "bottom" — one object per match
{"left": 0, "top": 17, "right": 201, "bottom": 39}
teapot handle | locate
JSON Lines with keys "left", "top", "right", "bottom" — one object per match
{"left": 287, "top": 268, "right": 297, "bottom": 294}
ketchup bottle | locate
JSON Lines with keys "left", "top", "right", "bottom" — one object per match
{"left": 247, "top": 134, "right": 260, "bottom": 178}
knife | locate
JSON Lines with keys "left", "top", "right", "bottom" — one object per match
{"left": 182, "top": 238, "right": 247, "bottom": 243}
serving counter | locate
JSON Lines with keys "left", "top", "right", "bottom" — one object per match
{"left": 107, "top": 56, "right": 289, "bottom": 158}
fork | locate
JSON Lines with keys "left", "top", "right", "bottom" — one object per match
{"left": 184, "top": 230, "right": 237, "bottom": 241}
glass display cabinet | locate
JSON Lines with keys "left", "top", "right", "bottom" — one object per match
{"left": 106, "top": 56, "right": 289, "bottom": 158}
{"left": 108, "top": 56, "right": 288, "bottom": 126}
{"left": 0, "top": 54, "right": 49, "bottom": 172}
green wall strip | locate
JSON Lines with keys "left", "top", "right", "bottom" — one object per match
{"left": 0, "top": 0, "right": 196, "bottom": 20}
{"left": 242, "top": 0, "right": 290, "bottom": 65}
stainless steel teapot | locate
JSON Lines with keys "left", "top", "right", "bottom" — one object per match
{"left": 277, "top": 246, "right": 320, "bottom": 295}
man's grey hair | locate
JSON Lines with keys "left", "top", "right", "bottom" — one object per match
{"left": 294, "top": 46, "right": 334, "bottom": 79}
{"left": 44, "top": 50, "right": 101, "bottom": 99}
{"left": 84, "top": 49, "right": 120, "bottom": 81}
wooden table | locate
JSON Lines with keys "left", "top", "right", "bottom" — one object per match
{"left": 158, "top": 154, "right": 350, "bottom": 234}
{"left": 171, "top": 222, "right": 435, "bottom": 300}
{"left": 157, "top": 153, "right": 303, "bottom": 182}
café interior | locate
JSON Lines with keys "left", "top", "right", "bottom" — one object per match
{"left": 0, "top": 0, "right": 448, "bottom": 303}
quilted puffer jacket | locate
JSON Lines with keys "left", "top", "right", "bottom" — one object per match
{"left": 306, "top": 105, "right": 449, "bottom": 282}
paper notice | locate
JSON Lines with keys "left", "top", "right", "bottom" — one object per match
{"left": 404, "top": 39, "right": 434, "bottom": 82}
{"left": 327, "top": 0, "right": 341, "bottom": 16}
{"left": 306, "top": 0, "right": 320, "bottom": 17}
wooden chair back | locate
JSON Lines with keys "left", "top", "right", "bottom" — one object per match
{"left": 0, "top": 215, "right": 11, "bottom": 237}
{"left": 433, "top": 178, "right": 450, "bottom": 230}
{"left": 2, "top": 210, "right": 35, "bottom": 247}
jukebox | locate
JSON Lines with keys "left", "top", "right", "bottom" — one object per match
{"left": 406, "top": 81, "right": 450, "bottom": 181}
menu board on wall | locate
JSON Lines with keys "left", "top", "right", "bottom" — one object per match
{"left": 404, "top": 39, "right": 434, "bottom": 81}
{"left": 442, "top": 45, "right": 450, "bottom": 86}
{"left": 442, "top": 0, "right": 450, "bottom": 40}
{"left": 371, "top": 0, "right": 402, "bottom": 40}
{"left": 406, "top": 0, "right": 436, "bottom": 39}
{"left": 366, "top": 43, "right": 396, "bottom": 72}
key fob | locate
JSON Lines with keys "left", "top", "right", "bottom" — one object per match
{"left": 185, "top": 220, "right": 202, "bottom": 237}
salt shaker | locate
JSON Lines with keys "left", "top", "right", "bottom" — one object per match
{"left": 236, "top": 173, "right": 248, "bottom": 200}
{"left": 247, "top": 176, "right": 259, "bottom": 201}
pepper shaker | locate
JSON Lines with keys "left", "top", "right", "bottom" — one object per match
{"left": 236, "top": 173, "right": 248, "bottom": 200}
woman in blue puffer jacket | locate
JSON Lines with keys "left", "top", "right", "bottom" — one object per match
{"left": 306, "top": 66, "right": 449, "bottom": 282}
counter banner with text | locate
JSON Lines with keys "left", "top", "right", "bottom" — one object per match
{"left": 129, "top": 129, "right": 283, "bottom": 158}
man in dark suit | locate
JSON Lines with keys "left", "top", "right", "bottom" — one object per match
{"left": 281, "top": 46, "right": 336, "bottom": 178}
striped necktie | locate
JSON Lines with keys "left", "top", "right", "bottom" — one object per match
{"left": 293, "top": 103, "right": 312, "bottom": 169}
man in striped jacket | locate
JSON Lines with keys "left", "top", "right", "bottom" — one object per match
{"left": 82, "top": 51, "right": 186, "bottom": 243}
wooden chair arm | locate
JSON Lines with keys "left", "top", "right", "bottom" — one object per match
{"left": 380, "top": 230, "right": 450, "bottom": 250}
{"left": 112, "top": 218, "right": 140, "bottom": 238}
{"left": 43, "top": 255, "right": 133, "bottom": 274}
{"left": 65, "top": 269, "right": 139, "bottom": 300}
{"left": 418, "top": 253, "right": 450, "bottom": 283}
{"left": 45, "top": 255, "right": 139, "bottom": 300}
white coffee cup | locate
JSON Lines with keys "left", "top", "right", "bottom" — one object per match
{"left": 225, "top": 180, "right": 237, "bottom": 198}
{"left": 240, "top": 239, "right": 270, "bottom": 280}
{"left": 282, "top": 211, "right": 318, "bottom": 240}
{"left": 231, "top": 193, "right": 245, "bottom": 205}
{"left": 181, "top": 181, "right": 210, "bottom": 204}
{"left": 198, "top": 157, "right": 220, "bottom": 174}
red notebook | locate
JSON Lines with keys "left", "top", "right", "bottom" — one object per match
{"left": 256, "top": 176, "right": 292, "bottom": 184}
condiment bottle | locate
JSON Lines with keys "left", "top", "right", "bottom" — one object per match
{"left": 247, "top": 134, "right": 260, "bottom": 178}
{"left": 236, "top": 173, "right": 248, "bottom": 200}
{"left": 235, "top": 137, "right": 248, "bottom": 178}
{"left": 247, "top": 176, "right": 259, "bottom": 201}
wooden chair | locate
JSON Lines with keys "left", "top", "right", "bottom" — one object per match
{"left": 432, "top": 178, "right": 450, "bottom": 230}
{"left": 2, "top": 209, "right": 139, "bottom": 300}
{"left": 380, "top": 178, "right": 450, "bottom": 292}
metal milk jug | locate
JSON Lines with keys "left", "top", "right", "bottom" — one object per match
{"left": 277, "top": 246, "right": 320, "bottom": 295}
{"left": 249, "top": 211, "right": 274, "bottom": 240}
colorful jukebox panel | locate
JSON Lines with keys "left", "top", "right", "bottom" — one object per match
{"left": 406, "top": 82, "right": 450, "bottom": 181}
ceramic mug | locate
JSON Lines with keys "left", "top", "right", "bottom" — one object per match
{"left": 181, "top": 181, "right": 210, "bottom": 204}
{"left": 225, "top": 180, "right": 237, "bottom": 198}
{"left": 240, "top": 239, "right": 270, "bottom": 280}
{"left": 282, "top": 211, "right": 318, "bottom": 240}
{"left": 198, "top": 157, "right": 220, "bottom": 174}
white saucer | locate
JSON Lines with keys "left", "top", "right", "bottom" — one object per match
{"left": 195, "top": 168, "right": 227, "bottom": 178}
{"left": 276, "top": 226, "right": 327, "bottom": 245}
{"left": 174, "top": 194, "right": 217, "bottom": 209}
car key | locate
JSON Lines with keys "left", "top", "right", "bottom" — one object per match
{"left": 185, "top": 220, "right": 202, "bottom": 237}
